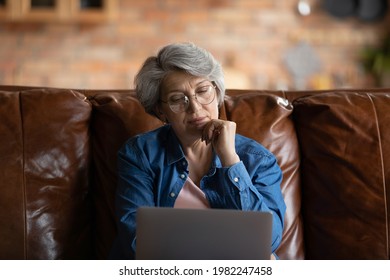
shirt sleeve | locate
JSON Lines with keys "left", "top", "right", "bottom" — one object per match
{"left": 204, "top": 153, "right": 286, "bottom": 252}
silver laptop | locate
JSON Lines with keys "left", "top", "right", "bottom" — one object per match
{"left": 136, "top": 207, "right": 273, "bottom": 260}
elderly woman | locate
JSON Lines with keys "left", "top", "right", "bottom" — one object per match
{"left": 109, "top": 42, "right": 286, "bottom": 259}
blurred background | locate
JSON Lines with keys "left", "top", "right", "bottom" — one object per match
{"left": 0, "top": 0, "right": 389, "bottom": 90}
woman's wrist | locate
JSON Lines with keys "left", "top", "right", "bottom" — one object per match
{"left": 220, "top": 153, "right": 240, "bottom": 167}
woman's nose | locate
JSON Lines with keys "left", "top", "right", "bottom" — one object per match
{"left": 186, "top": 95, "right": 202, "bottom": 112}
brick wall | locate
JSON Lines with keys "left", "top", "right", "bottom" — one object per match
{"left": 0, "top": 0, "right": 389, "bottom": 90}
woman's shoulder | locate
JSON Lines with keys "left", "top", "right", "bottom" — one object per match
{"left": 235, "top": 134, "right": 274, "bottom": 159}
{"left": 120, "top": 125, "right": 168, "bottom": 153}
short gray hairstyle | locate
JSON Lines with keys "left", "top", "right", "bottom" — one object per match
{"left": 134, "top": 42, "right": 225, "bottom": 117}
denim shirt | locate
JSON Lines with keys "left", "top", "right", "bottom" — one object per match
{"left": 109, "top": 125, "right": 286, "bottom": 259}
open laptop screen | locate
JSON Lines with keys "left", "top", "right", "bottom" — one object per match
{"left": 136, "top": 207, "right": 273, "bottom": 260}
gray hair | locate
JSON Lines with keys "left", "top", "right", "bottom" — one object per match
{"left": 134, "top": 42, "right": 225, "bottom": 117}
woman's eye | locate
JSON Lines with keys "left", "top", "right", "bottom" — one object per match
{"left": 196, "top": 87, "right": 209, "bottom": 95}
{"left": 170, "top": 95, "right": 185, "bottom": 103}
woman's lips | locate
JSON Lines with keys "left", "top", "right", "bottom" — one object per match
{"left": 188, "top": 117, "right": 207, "bottom": 127}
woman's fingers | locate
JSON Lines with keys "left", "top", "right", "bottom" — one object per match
{"left": 202, "top": 120, "right": 223, "bottom": 145}
{"left": 202, "top": 120, "right": 239, "bottom": 167}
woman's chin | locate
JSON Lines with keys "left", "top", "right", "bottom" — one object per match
{"left": 191, "top": 123, "right": 209, "bottom": 133}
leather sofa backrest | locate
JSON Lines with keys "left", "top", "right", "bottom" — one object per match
{"left": 8, "top": 86, "right": 389, "bottom": 260}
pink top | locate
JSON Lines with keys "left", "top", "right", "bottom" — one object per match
{"left": 174, "top": 177, "right": 210, "bottom": 209}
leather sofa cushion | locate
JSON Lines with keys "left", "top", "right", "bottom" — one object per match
{"left": 88, "top": 91, "right": 162, "bottom": 259}
{"left": 293, "top": 91, "right": 390, "bottom": 259}
{"left": 0, "top": 89, "right": 92, "bottom": 259}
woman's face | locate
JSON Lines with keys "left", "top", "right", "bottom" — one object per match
{"left": 158, "top": 71, "right": 219, "bottom": 142}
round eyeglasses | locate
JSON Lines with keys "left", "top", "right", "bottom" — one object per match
{"left": 160, "top": 84, "right": 217, "bottom": 113}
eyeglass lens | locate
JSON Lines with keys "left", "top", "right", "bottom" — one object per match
{"left": 168, "top": 84, "right": 216, "bottom": 113}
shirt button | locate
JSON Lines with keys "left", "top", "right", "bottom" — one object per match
{"left": 170, "top": 192, "right": 176, "bottom": 198}
{"left": 182, "top": 161, "right": 186, "bottom": 166}
{"left": 180, "top": 174, "right": 186, "bottom": 179}
{"left": 233, "top": 177, "right": 239, "bottom": 182}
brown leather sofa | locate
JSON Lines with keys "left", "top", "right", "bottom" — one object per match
{"left": 1, "top": 85, "right": 389, "bottom": 260}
